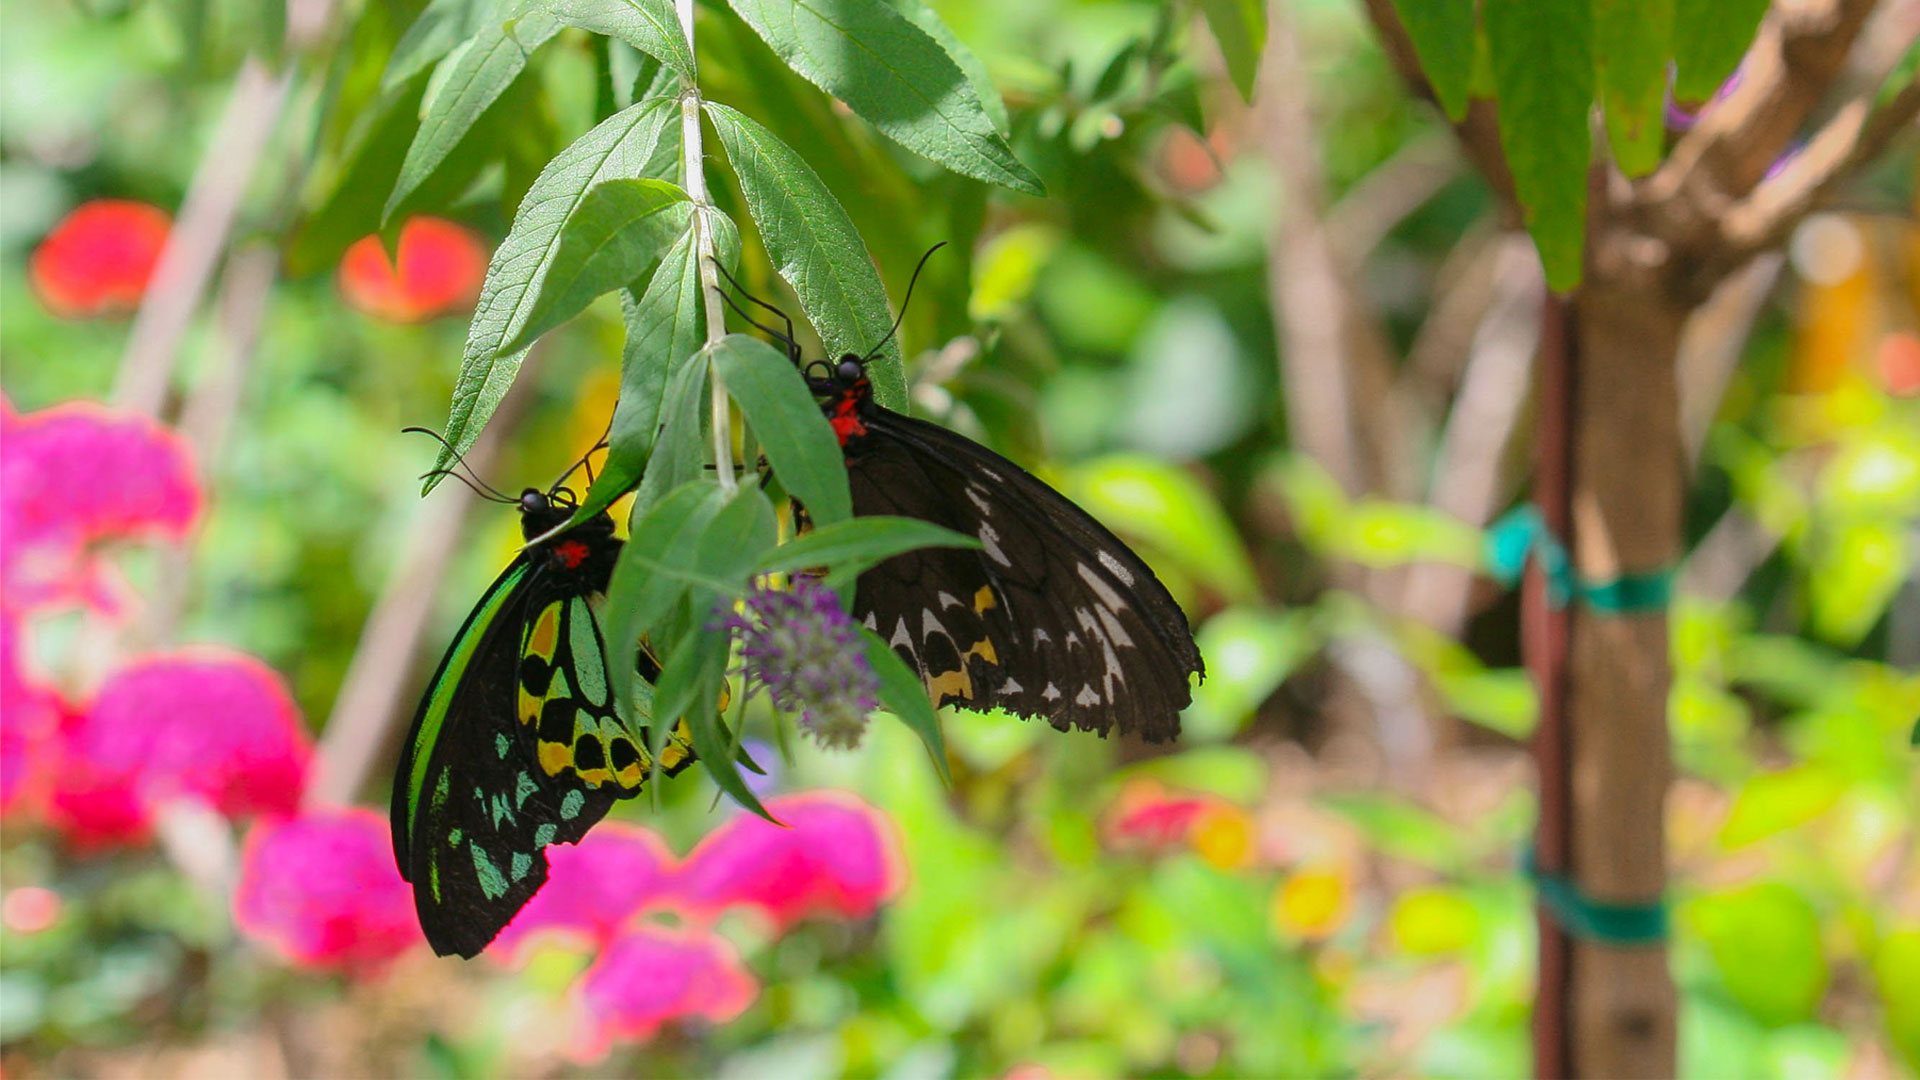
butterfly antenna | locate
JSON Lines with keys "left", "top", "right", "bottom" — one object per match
{"left": 402, "top": 426, "right": 516, "bottom": 501}
{"left": 551, "top": 432, "right": 611, "bottom": 496}
{"left": 418, "top": 468, "right": 518, "bottom": 504}
{"left": 862, "top": 241, "right": 947, "bottom": 363}
{"left": 708, "top": 257, "right": 801, "bottom": 364}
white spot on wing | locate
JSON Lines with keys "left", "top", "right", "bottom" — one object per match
{"left": 1075, "top": 685, "right": 1102, "bottom": 706}
{"left": 999, "top": 678, "right": 1023, "bottom": 695}
{"left": 937, "top": 590, "right": 964, "bottom": 610}
{"left": 966, "top": 485, "right": 992, "bottom": 513}
{"left": 1033, "top": 627, "right": 1052, "bottom": 644}
{"left": 862, "top": 612, "right": 878, "bottom": 631}
{"left": 1095, "top": 605, "right": 1134, "bottom": 648}
{"left": 1042, "top": 683, "right": 1062, "bottom": 701}
{"left": 1076, "top": 562, "right": 1128, "bottom": 611}
{"left": 921, "top": 609, "right": 949, "bottom": 639}
{"left": 1098, "top": 550, "right": 1135, "bottom": 586}
{"left": 978, "top": 521, "right": 1011, "bottom": 566}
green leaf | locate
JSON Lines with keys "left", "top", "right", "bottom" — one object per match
{"left": 884, "top": 0, "right": 1007, "bottom": 135}
{"left": 632, "top": 336, "right": 713, "bottom": 517}
{"left": 1483, "top": 0, "right": 1591, "bottom": 291}
{"left": 605, "top": 481, "right": 728, "bottom": 688}
{"left": 384, "top": 6, "right": 563, "bottom": 225}
{"left": 425, "top": 97, "right": 678, "bottom": 487}
{"left": 287, "top": 76, "right": 431, "bottom": 276}
{"left": 750, "top": 516, "right": 979, "bottom": 577}
{"left": 710, "top": 333, "right": 852, "bottom": 526}
{"left": 1595, "top": 0, "right": 1673, "bottom": 176}
{"left": 1686, "top": 883, "right": 1828, "bottom": 1027}
{"left": 383, "top": 0, "right": 502, "bottom": 90}
{"left": 1183, "top": 607, "right": 1320, "bottom": 742}
{"left": 724, "top": 0, "right": 1043, "bottom": 195}
{"left": 1875, "top": 930, "right": 1920, "bottom": 1070}
{"left": 1198, "top": 0, "right": 1265, "bottom": 103}
{"left": 570, "top": 209, "right": 738, "bottom": 526}
{"left": 496, "top": 178, "right": 690, "bottom": 354}
{"left": 1672, "top": 0, "right": 1767, "bottom": 101}
{"left": 653, "top": 621, "right": 777, "bottom": 819}
{"left": 860, "top": 627, "right": 952, "bottom": 785}
{"left": 1387, "top": 0, "right": 1475, "bottom": 121}
{"left": 1809, "top": 519, "right": 1909, "bottom": 646}
{"left": 548, "top": 0, "right": 695, "bottom": 82}
{"left": 704, "top": 101, "right": 909, "bottom": 409}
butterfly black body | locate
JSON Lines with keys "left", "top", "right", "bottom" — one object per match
{"left": 390, "top": 487, "right": 692, "bottom": 958}
{"left": 809, "top": 355, "right": 1204, "bottom": 742}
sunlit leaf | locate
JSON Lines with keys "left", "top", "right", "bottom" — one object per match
{"left": 1718, "top": 766, "right": 1847, "bottom": 848}
{"left": 725, "top": 0, "right": 1043, "bottom": 195}
{"left": 497, "top": 178, "right": 690, "bottom": 354}
{"left": 1686, "top": 882, "right": 1829, "bottom": 1027}
{"left": 710, "top": 333, "right": 852, "bottom": 526}
{"left": 548, "top": 0, "right": 693, "bottom": 81}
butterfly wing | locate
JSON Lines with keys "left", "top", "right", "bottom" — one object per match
{"left": 391, "top": 546, "right": 694, "bottom": 958}
{"left": 846, "top": 408, "right": 1203, "bottom": 742}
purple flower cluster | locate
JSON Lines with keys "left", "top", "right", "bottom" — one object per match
{"left": 720, "top": 580, "right": 880, "bottom": 750}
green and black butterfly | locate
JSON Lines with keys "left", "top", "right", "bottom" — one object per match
{"left": 390, "top": 447, "right": 694, "bottom": 958}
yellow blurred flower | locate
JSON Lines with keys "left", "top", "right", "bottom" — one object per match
{"left": 1272, "top": 865, "right": 1352, "bottom": 942}
{"left": 1388, "top": 886, "right": 1479, "bottom": 955}
{"left": 1189, "top": 804, "right": 1255, "bottom": 870}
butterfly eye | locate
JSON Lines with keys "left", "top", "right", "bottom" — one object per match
{"left": 836, "top": 355, "right": 864, "bottom": 382}
{"left": 519, "top": 489, "right": 548, "bottom": 514}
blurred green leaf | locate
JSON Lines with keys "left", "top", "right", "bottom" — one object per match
{"left": 1718, "top": 765, "right": 1846, "bottom": 848}
{"left": 498, "top": 178, "right": 689, "bottom": 354}
{"left": 1685, "top": 882, "right": 1828, "bottom": 1027}
{"left": 384, "top": 0, "right": 499, "bottom": 90}
{"left": 712, "top": 332, "right": 853, "bottom": 526}
{"left": 1197, "top": 0, "right": 1264, "bottom": 103}
{"left": 1388, "top": 0, "right": 1474, "bottom": 120}
{"left": 704, "top": 101, "right": 909, "bottom": 409}
{"left": 969, "top": 222, "right": 1060, "bottom": 322}
{"left": 287, "top": 76, "right": 429, "bottom": 275}
{"left": 1321, "top": 792, "right": 1465, "bottom": 872}
{"left": 725, "top": 0, "right": 1044, "bottom": 195}
{"left": 861, "top": 627, "right": 952, "bottom": 784}
{"left": 1436, "top": 667, "right": 1537, "bottom": 739}
{"left": 1808, "top": 519, "right": 1908, "bottom": 646}
{"left": 1343, "top": 500, "right": 1482, "bottom": 567}
{"left": 1390, "top": 886, "right": 1480, "bottom": 955}
{"left": 385, "top": 8, "right": 563, "bottom": 224}
{"left": 1875, "top": 929, "right": 1920, "bottom": 1071}
{"left": 1183, "top": 607, "right": 1319, "bottom": 741}
{"left": 1672, "top": 0, "right": 1767, "bottom": 100}
{"left": 549, "top": 0, "right": 693, "bottom": 81}
{"left": 426, "top": 96, "right": 678, "bottom": 486}
{"left": 1064, "top": 454, "right": 1259, "bottom": 604}
{"left": 752, "top": 516, "right": 980, "bottom": 577}
{"left": 1117, "top": 745, "right": 1268, "bottom": 803}
{"left": 1821, "top": 427, "right": 1920, "bottom": 514}
{"left": 1483, "top": 0, "right": 1591, "bottom": 290}
{"left": 1594, "top": 0, "right": 1672, "bottom": 177}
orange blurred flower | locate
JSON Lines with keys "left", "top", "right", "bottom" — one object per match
{"left": 30, "top": 199, "right": 172, "bottom": 318}
{"left": 1271, "top": 864, "right": 1354, "bottom": 942}
{"left": 338, "top": 217, "right": 487, "bottom": 323}
{"left": 1189, "top": 803, "right": 1256, "bottom": 869}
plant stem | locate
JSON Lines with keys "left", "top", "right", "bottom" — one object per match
{"left": 677, "top": 0, "right": 736, "bottom": 494}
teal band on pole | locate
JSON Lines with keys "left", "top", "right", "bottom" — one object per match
{"left": 1522, "top": 849, "right": 1668, "bottom": 945}
{"left": 1484, "top": 507, "right": 1673, "bottom": 615}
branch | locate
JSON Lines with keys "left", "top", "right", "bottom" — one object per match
{"left": 1642, "top": 0, "right": 1880, "bottom": 238}
{"left": 678, "top": 0, "right": 737, "bottom": 494}
{"left": 1718, "top": 75, "right": 1920, "bottom": 260}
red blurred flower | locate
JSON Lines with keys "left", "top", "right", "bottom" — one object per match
{"left": 29, "top": 199, "right": 172, "bottom": 318}
{"left": 45, "top": 649, "right": 311, "bottom": 845}
{"left": 234, "top": 807, "right": 422, "bottom": 974}
{"left": 0, "top": 399, "right": 200, "bottom": 615}
{"left": 570, "top": 925, "right": 757, "bottom": 1061}
{"left": 676, "top": 791, "right": 904, "bottom": 930}
{"left": 338, "top": 217, "right": 487, "bottom": 323}
{"left": 1877, "top": 331, "right": 1920, "bottom": 397}
{"left": 491, "top": 824, "right": 680, "bottom": 961}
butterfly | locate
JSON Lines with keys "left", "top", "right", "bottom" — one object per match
{"left": 390, "top": 453, "right": 694, "bottom": 958}
{"left": 717, "top": 250, "right": 1204, "bottom": 742}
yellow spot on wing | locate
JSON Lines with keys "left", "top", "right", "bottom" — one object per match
{"left": 966, "top": 638, "right": 998, "bottom": 666}
{"left": 526, "top": 603, "right": 562, "bottom": 660}
{"left": 973, "top": 586, "right": 997, "bottom": 614}
{"left": 926, "top": 667, "right": 973, "bottom": 702}
{"left": 538, "top": 740, "right": 572, "bottom": 777}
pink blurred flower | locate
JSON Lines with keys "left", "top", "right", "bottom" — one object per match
{"left": 0, "top": 399, "right": 200, "bottom": 615}
{"left": 45, "top": 649, "right": 311, "bottom": 845}
{"left": 571, "top": 925, "right": 757, "bottom": 1061}
{"left": 29, "top": 199, "right": 172, "bottom": 319}
{"left": 676, "top": 791, "right": 904, "bottom": 930}
{"left": 1105, "top": 780, "right": 1214, "bottom": 849}
{"left": 234, "top": 807, "right": 422, "bottom": 974}
{"left": 491, "top": 824, "right": 680, "bottom": 961}
{"left": 0, "top": 615, "right": 62, "bottom": 815}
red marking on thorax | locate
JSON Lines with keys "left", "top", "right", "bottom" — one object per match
{"left": 553, "top": 540, "right": 591, "bottom": 569}
{"left": 829, "top": 389, "right": 867, "bottom": 446}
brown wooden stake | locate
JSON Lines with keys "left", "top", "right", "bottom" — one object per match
{"left": 1529, "top": 291, "right": 1575, "bottom": 1080}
